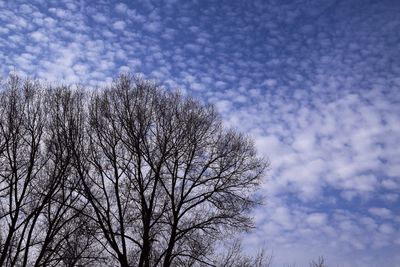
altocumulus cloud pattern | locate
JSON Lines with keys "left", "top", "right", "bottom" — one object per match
{"left": 1, "top": 0, "right": 400, "bottom": 266}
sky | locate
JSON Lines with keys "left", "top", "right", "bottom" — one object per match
{"left": 1, "top": 0, "right": 399, "bottom": 266}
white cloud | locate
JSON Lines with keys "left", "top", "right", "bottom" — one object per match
{"left": 113, "top": 20, "right": 126, "bottom": 31}
{"left": 379, "top": 224, "right": 395, "bottom": 235}
{"left": 214, "top": 100, "right": 231, "bottom": 113}
{"left": 115, "top": 3, "right": 128, "bottom": 13}
{"left": 306, "top": 212, "right": 327, "bottom": 227}
{"left": 143, "top": 22, "right": 162, "bottom": 33}
{"left": 30, "top": 31, "right": 48, "bottom": 42}
{"left": 92, "top": 13, "right": 108, "bottom": 23}
{"left": 368, "top": 208, "right": 393, "bottom": 219}
{"left": 262, "top": 79, "right": 277, "bottom": 87}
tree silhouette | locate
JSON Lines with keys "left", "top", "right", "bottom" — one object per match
{"left": 0, "top": 74, "right": 267, "bottom": 267}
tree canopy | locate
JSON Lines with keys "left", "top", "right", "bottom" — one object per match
{"left": 0, "top": 74, "right": 267, "bottom": 267}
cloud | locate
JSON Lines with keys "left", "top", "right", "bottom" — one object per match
{"left": 115, "top": 3, "right": 128, "bottom": 13}
{"left": 113, "top": 20, "right": 126, "bottom": 30}
{"left": 143, "top": 21, "right": 162, "bottom": 33}
{"left": 91, "top": 12, "right": 108, "bottom": 23}
{"left": 369, "top": 207, "right": 393, "bottom": 219}
{"left": 306, "top": 213, "right": 327, "bottom": 226}
{"left": 30, "top": 31, "right": 48, "bottom": 42}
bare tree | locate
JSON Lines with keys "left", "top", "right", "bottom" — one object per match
{"left": 71, "top": 74, "right": 268, "bottom": 267}
{"left": 0, "top": 76, "right": 57, "bottom": 266}
{"left": 0, "top": 74, "right": 267, "bottom": 267}
{"left": 0, "top": 76, "right": 103, "bottom": 267}
{"left": 310, "top": 256, "right": 328, "bottom": 267}
{"left": 34, "top": 86, "right": 104, "bottom": 267}
{"left": 215, "top": 238, "right": 272, "bottom": 267}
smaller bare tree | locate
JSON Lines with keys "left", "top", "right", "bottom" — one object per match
{"left": 216, "top": 238, "right": 272, "bottom": 267}
{"left": 0, "top": 76, "right": 106, "bottom": 267}
{"left": 310, "top": 256, "right": 328, "bottom": 267}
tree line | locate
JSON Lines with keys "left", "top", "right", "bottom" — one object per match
{"left": 0, "top": 74, "right": 268, "bottom": 267}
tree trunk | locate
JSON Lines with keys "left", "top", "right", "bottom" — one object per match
{"left": 138, "top": 213, "right": 151, "bottom": 267}
{"left": 163, "top": 219, "right": 178, "bottom": 267}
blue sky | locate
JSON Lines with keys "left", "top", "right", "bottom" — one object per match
{"left": 1, "top": 0, "right": 399, "bottom": 266}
